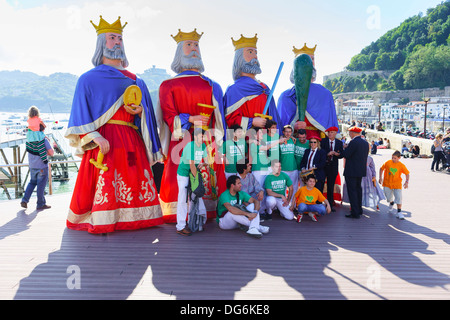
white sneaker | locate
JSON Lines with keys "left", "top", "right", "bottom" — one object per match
{"left": 308, "top": 212, "right": 318, "bottom": 222}
{"left": 397, "top": 211, "right": 405, "bottom": 220}
{"left": 388, "top": 204, "right": 395, "bottom": 213}
{"left": 258, "top": 225, "right": 270, "bottom": 234}
{"left": 246, "top": 227, "right": 262, "bottom": 238}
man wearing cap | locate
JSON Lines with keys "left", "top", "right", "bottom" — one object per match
{"left": 321, "top": 126, "right": 344, "bottom": 211}
{"left": 224, "top": 34, "right": 280, "bottom": 133}
{"left": 277, "top": 44, "right": 338, "bottom": 140}
{"left": 342, "top": 126, "right": 369, "bottom": 219}
{"left": 156, "top": 29, "right": 226, "bottom": 223}
{"left": 65, "top": 16, "right": 163, "bottom": 233}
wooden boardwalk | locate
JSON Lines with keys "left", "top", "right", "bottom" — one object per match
{"left": 0, "top": 149, "right": 449, "bottom": 300}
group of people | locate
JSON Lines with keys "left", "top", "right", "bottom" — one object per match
{"left": 20, "top": 16, "right": 411, "bottom": 238}
{"left": 431, "top": 129, "right": 450, "bottom": 171}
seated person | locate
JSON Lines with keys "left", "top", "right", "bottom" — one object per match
{"left": 264, "top": 160, "right": 294, "bottom": 221}
{"left": 217, "top": 175, "right": 269, "bottom": 238}
{"left": 292, "top": 174, "right": 331, "bottom": 222}
{"left": 236, "top": 160, "right": 264, "bottom": 206}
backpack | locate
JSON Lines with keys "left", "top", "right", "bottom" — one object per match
{"left": 431, "top": 144, "right": 435, "bottom": 154}
{"left": 187, "top": 171, "right": 205, "bottom": 201}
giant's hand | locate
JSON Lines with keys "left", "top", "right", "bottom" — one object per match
{"left": 252, "top": 117, "right": 267, "bottom": 128}
{"left": 124, "top": 104, "right": 143, "bottom": 116}
{"left": 93, "top": 136, "right": 110, "bottom": 155}
{"left": 294, "top": 121, "right": 307, "bottom": 130}
{"left": 189, "top": 115, "right": 210, "bottom": 126}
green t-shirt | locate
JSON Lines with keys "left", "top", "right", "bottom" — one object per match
{"left": 263, "top": 133, "right": 280, "bottom": 163}
{"left": 294, "top": 140, "right": 310, "bottom": 170}
{"left": 222, "top": 138, "right": 247, "bottom": 173}
{"left": 250, "top": 142, "right": 270, "bottom": 172}
{"left": 264, "top": 172, "right": 293, "bottom": 196}
{"left": 279, "top": 138, "right": 297, "bottom": 171}
{"left": 177, "top": 141, "right": 207, "bottom": 177}
{"left": 216, "top": 190, "right": 252, "bottom": 223}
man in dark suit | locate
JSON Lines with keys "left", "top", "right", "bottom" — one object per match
{"left": 300, "top": 137, "right": 327, "bottom": 194}
{"left": 342, "top": 126, "right": 369, "bottom": 218}
{"left": 321, "top": 126, "right": 344, "bottom": 212}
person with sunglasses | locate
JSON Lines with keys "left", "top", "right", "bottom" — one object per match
{"left": 299, "top": 137, "right": 327, "bottom": 195}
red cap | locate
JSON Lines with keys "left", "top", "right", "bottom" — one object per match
{"left": 348, "top": 126, "right": 362, "bottom": 133}
{"left": 325, "top": 126, "right": 339, "bottom": 132}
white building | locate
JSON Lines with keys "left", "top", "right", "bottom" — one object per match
{"left": 343, "top": 99, "right": 374, "bottom": 118}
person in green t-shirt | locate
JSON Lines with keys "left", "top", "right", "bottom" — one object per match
{"left": 264, "top": 159, "right": 295, "bottom": 220}
{"left": 217, "top": 175, "right": 269, "bottom": 238}
{"left": 280, "top": 125, "right": 299, "bottom": 207}
{"left": 222, "top": 124, "right": 247, "bottom": 179}
{"left": 176, "top": 128, "right": 209, "bottom": 236}
{"left": 294, "top": 129, "right": 309, "bottom": 186}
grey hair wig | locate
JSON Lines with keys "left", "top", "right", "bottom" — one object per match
{"left": 170, "top": 41, "right": 205, "bottom": 74}
{"left": 91, "top": 33, "right": 129, "bottom": 68}
{"left": 232, "top": 48, "right": 262, "bottom": 81}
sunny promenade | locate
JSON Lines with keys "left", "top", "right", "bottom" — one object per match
{"left": 0, "top": 148, "right": 449, "bottom": 300}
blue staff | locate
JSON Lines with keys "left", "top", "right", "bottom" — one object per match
{"left": 254, "top": 61, "right": 284, "bottom": 120}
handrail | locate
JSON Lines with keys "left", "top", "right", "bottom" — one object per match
{"left": 0, "top": 159, "right": 81, "bottom": 198}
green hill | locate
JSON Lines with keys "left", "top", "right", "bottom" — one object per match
{"left": 0, "top": 67, "right": 171, "bottom": 113}
{"left": 325, "top": 1, "right": 450, "bottom": 94}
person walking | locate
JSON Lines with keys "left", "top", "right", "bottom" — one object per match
{"left": 342, "top": 126, "right": 369, "bottom": 219}
{"left": 431, "top": 133, "right": 445, "bottom": 171}
{"left": 21, "top": 137, "right": 54, "bottom": 210}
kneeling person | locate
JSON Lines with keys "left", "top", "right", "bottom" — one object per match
{"left": 264, "top": 160, "right": 295, "bottom": 220}
{"left": 217, "top": 175, "right": 269, "bottom": 238}
{"left": 293, "top": 174, "right": 331, "bottom": 222}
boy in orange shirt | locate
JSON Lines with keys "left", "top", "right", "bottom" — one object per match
{"left": 379, "top": 151, "right": 410, "bottom": 220}
{"left": 292, "top": 174, "right": 331, "bottom": 222}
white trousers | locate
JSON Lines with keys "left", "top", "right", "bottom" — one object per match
{"left": 176, "top": 174, "right": 206, "bottom": 231}
{"left": 283, "top": 170, "right": 299, "bottom": 206}
{"left": 252, "top": 168, "right": 272, "bottom": 213}
{"left": 219, "top": 203, "right": 261, "bottom": 230}
{"left": 266, "top": 196, "right": 295, "bottom": 220}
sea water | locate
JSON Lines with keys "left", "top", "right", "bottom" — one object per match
{"left": 0, "top": 111, "right": 78, "bottom": 201}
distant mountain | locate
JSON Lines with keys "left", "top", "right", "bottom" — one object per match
{"left": 0, "top": 66, "right": 172, "bottom": 113}
{"left": 324, "top": 1, "right": 450, "bottom": 94}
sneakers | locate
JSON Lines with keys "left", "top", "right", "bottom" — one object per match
{"left": 308, "top": 212, "right": 318, "bottom": 222}
{"left": 258, "top": 225, "right": 270, "bottom": 234}
{"left": 397, "top": 211, "right": 405, "bottom": 220}
{"left": 388, "top": 204, "right": 396, "bottom": 213}
{"left": 246, "top": 227, "right": 262, "bottom": 238}
{"left": 296, "top": 214, "right": 303, "bottom": 223}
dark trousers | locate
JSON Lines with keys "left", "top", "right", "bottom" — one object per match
{"left": 345, "top": 176, "right": 363, "bottom": 216}
{"left": 431, "top": 151, "right": 445, "bottom": 170}
{"left": 325, "top": 166, "right": 338, "bottom": 207}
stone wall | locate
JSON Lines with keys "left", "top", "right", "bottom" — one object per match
{"left": 340, "top": 124, "right": 434, "bottom": 156}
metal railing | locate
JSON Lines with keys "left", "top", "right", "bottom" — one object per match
{"left": 0, "top": 159, "right": 81, "bottom": 200}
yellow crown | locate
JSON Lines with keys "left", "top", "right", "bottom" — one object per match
{"left": 171, "top": 29, "right": 204, "bottom": 43}
{"left": 90, "top": 15, "right": 128, "bottom": 35}
{"left": 293, "top": 43, "right": 317, "bottom": 56}
{"left": 231, "top": 34, "right": 258, "bottom": 51}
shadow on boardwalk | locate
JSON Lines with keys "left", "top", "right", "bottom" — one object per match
{"left": 11, "top": 203, "right": 450, "bottom": 300}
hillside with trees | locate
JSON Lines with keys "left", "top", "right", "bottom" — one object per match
{"left": 324, "top": 1, "right": 450, "bottom": 94}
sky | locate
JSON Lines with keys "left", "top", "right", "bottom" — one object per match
{"left": 0, "top": 0, "right": 445, "bottom": 101}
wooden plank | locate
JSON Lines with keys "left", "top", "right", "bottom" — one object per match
{"left": 0, "top": 149, "right": 449, "bottom": 300}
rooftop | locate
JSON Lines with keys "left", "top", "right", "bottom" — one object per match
{"left": 0, "top": 149, "right": 449, "bottom": 300}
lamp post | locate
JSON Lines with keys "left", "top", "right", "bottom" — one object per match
{"left": 443, "top": 106, "right": 447, "bottom": 132}
{"left": 378, "top": 104, "right": 381, "bottom": 123}
{"left": 423, "top": 97, "right": 430, "bottom": 138}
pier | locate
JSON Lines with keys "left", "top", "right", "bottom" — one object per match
{"left": 0, "top": 148, "right": 449, "bottom": 300}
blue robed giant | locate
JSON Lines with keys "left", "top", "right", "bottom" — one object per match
{"left": 277, "top": 82, "right": 338, "bottom": 134}
{"left": 65, "top": 64, "right": 162, "bottom": 163}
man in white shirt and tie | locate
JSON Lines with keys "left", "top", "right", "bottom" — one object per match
{"left": 321, "top": 127, "right": 344, "bottom": 211}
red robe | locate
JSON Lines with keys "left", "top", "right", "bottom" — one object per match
{"left": 225, "top": 84, "right": 269, "bottom": 129}
{"left": 67, "top": 70, "right": 163, "bottom": 233}
{"left": 158, "top": 74, "right": 226, "bottom": 223}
